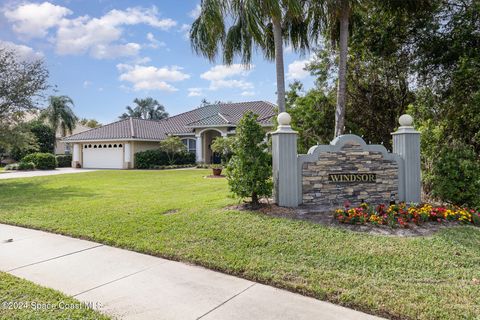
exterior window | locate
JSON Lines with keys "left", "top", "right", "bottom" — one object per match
{"left": 182, "top": 138, "right": 196, "bottom": 154}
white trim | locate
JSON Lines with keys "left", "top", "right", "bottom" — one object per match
{"left": 186, "top": 124, "right": 232, "bottom": 129}
{"left": 63, "top": 138, "right": 163, "bottom": 143}
{"left": 171, "top": 132, "right": 196, "bottom": 137}
{"left": 197, "top": 127, "right": 225, "bottom": 136}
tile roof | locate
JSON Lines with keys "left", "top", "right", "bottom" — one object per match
{"left": 63, "top": 101, "right": 276, "bottom": 142}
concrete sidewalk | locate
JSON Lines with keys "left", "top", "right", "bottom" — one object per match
{"left": 0, "top": 168, "right": 97, "bottom": 180}
{"left": 0, "top": 224, "right": 382, "bottom": 320}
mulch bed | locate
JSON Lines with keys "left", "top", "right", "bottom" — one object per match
{"left": 227, "top": 201, "right": 462, "bottom": 237}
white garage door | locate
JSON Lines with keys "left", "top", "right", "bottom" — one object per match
{"left": 83, "top": 143, "right": 124, "bottom": 169}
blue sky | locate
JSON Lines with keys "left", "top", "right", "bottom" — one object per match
{"left": 0, "top": 0, "right": 315, "bottom": 124}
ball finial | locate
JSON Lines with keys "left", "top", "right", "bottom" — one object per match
{"left": 399, "top": 114, "right": 413, "bottom": 127}
{"left": 277, "top": 112, "right": 291, "bottom": 126}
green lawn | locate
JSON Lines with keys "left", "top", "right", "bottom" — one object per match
{"left": 0, "top": 272, "right": 109, "bottom": 320}
{"left": 0, "top": 170, "right": 479, "bottom": 320}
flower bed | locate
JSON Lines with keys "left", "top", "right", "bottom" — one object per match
{"left": 334, "top": 203, "right": 480, "bottom": 228}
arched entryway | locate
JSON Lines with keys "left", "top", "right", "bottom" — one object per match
{"left": 203, "top": 129, "right": 222, "bottom": 164}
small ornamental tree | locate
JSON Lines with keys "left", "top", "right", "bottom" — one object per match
{"left": 159, "top": 136, "right": 185, "bottom": 165}
{"left": 226, "top": 112, "right": 272, "bottom": 206}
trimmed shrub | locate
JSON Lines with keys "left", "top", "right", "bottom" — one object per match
{"left": 134, "top": 149, "right": 195, "bottom": 169}
{"left": 56, "top": 154, "right": 72, "bottom": 167}
{"left": 18, "top": 161, "right": 35, "bottom": 170}
{"left": 431, "top": 144, "right": 480, "bottom": 209}
{"left": 22, "top": 153, "right": 57, "bottom": 170}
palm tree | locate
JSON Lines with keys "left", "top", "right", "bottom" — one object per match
{"left": 40, "top": 95, "right": 78, "bottom": 137}
{"left": 308, "top": 0, "right": 430, "bottom": 137}
{"left": 190, "top": 0, "right": 310, "bottom": 113}
{"left": 306, "top": 0, "right": 355, "bottom": 137}
{"left": 120, "top": 97, "right": 169, "bottom": 120}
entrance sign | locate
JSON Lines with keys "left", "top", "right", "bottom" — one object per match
{"left": 298, "top": 135, "right": 402, "bottom": 209}
{"left": 271, "top": 113, "right": 420, "bottom": 208}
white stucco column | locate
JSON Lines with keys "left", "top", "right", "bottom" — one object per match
{"left": 392, "top": 114, "right": 421, "bottom": 203}
{"left": 196, "top": 135, "right": 203, "bottom": 163}
{"left": 72, "top": 143, "right": 80, "bottom": 168}
{"left": 271, "top": 112, "right": 299, "bottom": 207}
{"left": 124, "top": 143, "right": 131, "bottom": 162}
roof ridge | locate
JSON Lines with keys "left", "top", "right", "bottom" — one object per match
{"left": 129, "top": 117, "right": 135, "bottom": 138}
{"left": 217, "top": 112, "right": 230, "bottom": 123}
{"left": 159, "top": 100, "right": 271, "bottom": 124}
{"left": 185, "top": 113, "right": 228, "bottom": 126}
{"left": 62, "top": 117, "right": 130, "bottom": 140}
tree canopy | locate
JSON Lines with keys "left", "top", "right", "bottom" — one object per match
{"left": 40, "top": 95, "right": 78, "bottom": 137}
{"left": 120, "top": 97, "right": 169, "bottom": 120}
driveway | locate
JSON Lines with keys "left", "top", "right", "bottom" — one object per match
{"left": 0, "top": 224, "right": 382, "bottom": 320}
{"left": 0, "top": 168, "right": 97, "bottom": 180}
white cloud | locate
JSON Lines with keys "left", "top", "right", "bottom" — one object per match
{"left": 200, "top": 64, "right": 254, "bottom": 91}
{"left": 4, "top": 3, "right": 177, "bottom": 59}
{"left": 0, "top": 40, "right": 43, "bottom": 60}
{"left": 146, "top": 32, "right": 166, "bottom": 48}
{"left": 286, "top": 59, "right": 311, "bottom": 80}
{"left": 241, "top": 91, "right": 255, "bottom": 96}
{"left": 117, "top": 64, "right": 190, "bottom": 92}
{"left": 55, "top": 7, "right": 176, "bottom": 58}
{"left": 83, "top": 80, "right": 92, "bottom": 88}
{"left": 3, "top": 2, "right": 72, "bottom": 38}
{"left": 90, "top": 43, "right": 141, "bottom": 59}
{"left": 188, "top": 87, "right": 203, "bottom": 97}
{"left": 188, "top": 4, "right": 201, "bottom": 19}
{"left": 133, "top": 56, "right": 152, "bottom": 64}
{"left": 179, "top": 23, "right": 191, "bottom": 40}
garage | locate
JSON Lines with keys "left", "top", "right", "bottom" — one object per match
{"left": 82, "top": 143, "right": 124, "bottom": 169}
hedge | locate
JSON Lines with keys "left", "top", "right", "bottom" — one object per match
{"left": 135, "top": 149, "right": 196, "bottom": 169}
{"left": 56, "top": 154, "right": 72, "bottom": 167}
{"left": 22, "top": 153, "right": 57, "bottom": 170}
{"left": 18, "top": 161, "right": 35, "bottom": 170}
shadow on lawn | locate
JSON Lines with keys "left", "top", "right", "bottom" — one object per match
{"left": 0, "top": 181, "right": 96, "bottom": 212}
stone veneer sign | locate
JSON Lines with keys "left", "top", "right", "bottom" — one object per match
{"left": 298, "top": 135, "right": 403, "bottom": 209}
{"left": 271, "top": 113, "right": 420, "bottom": 208}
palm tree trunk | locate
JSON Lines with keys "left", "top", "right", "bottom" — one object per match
{"left": 272, "top": 17, "right": 286, "bottom": 114}
{"left": 334, "top": 0, "right": 350, "bottom": 137}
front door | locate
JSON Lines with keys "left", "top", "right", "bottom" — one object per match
{"left": 212, "top": 152, "right": 222, "bottom": 164}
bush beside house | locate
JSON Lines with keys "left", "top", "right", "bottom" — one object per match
{"left": 18, "top": 161, "right": 36, "bottom": 170}
{"left": 135, "top": 149, "right": 195, "bottom": 169}
{"left": 22, "top": 153, "right": 57, "bottom": 170}
{"left": 56, "top": 154, "right": 72, "bottom": 167}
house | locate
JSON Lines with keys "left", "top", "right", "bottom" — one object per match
{"left": 55, "top": 123, "right": 91, "bottom": 155}
{"left": 63, "top": 101, "right": 276, "bottom": 169}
